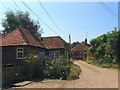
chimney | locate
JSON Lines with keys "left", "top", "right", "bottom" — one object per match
{"left": 85, "top": 38, "right": 87, "bottom": 45}
{"left": 30, "top": 22, "right": 33, "bottom": 27}
{"left": 38, "top": 33, "right": 41, "bottom": 41}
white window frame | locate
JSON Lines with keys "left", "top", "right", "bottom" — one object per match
{"left": 16, "top": 48, "right": 24, "bottom": 59}
{"left": 49, "top": 51, "right": 60, "bottom": 58}
{"left": 54, "top": 51, "right": 60, "bottom": 58}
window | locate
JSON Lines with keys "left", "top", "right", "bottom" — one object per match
{"left": 49, "top": 51, "right": 60, "bottom": 58}
{"left": 39, "top": 52, "right": 45, "bottom": 59}
{"left": 49, "top": 51, "right": 54, "bottom": 58}
{"left": 54, "top": 51, "right": 60, "bottom": 58}
{"left": 16, "top": 48, "right": 24, "bottom": 59}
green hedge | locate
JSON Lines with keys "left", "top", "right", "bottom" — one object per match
{"left": 67, "top": 64, "right": 81, "bottom": 80}
{"left": 24, "top": 54, "right": 81, "bottom": 80}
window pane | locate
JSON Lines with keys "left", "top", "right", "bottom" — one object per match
{"left": 17, "top": 48, "right": 23, "bottom": 51}
{"left": 39, "top": 52, "right": 45, "bottom": 59}
{"left": 49, "top": 51, "right": 54, "bottom": 58}
{"left": 55, "top": 51, "right": 60, "bottom": 57}
{"left": 17, "top": 48, "right": 23, "bottom": 59}
{"left": 18, "top": 52, "right": 23, "bottom": 58}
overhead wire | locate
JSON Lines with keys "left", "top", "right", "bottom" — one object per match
{"left": 38, "top": 0, "right": 68, "bottom": 36}
{"left": 99, "top": 0, "right": 118, "bottom": 18}
{"left": 0, "top": 1, "right": 9, "bottom": 10}
{"left": 20, "top": 0, "right": 60, "bottom": 36}
{"left": 13, "top": 0, "right": 21, "bottom": 10}
{"left": 97, "top": 0, "right": 118, "bottom": 20}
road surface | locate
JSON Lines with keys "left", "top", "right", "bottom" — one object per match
{"left": 13, "top": 60, "right": 118, "bottom": 88}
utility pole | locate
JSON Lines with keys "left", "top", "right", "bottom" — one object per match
{"left": 85, "top": 32, "right": 88, "bottom": 45}
{"left": 69, "top": 34, "right": 71, "bottom": 60}
{"left": 69, "top": 34, "right": 71, "bottom": 44}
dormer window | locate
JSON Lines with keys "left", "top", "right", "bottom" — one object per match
{"left": 16, "top": 48, "right": 24, "bottom": 59}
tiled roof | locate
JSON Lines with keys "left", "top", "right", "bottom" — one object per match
{"left": 71, "top": 43, "right": 88, "bottom": 52}
{"left": 42, "top": 36, "right": 66, "bottom": 49}
{"left": 0, "top": 28, "right": 46, "bottom": 48}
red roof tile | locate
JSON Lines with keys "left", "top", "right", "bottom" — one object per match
{"left": 71, "top": 43, "right": 88, "bottom": 52}
{"left": 0, "top": 28, "right": 46, "bottom": 48}
{"left": 42, "top": 36, "right": 66, "bottom": 49}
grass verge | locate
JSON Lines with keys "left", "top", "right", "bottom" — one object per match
{"left": 85, "top": 60, "right": 118, "bottom": 69}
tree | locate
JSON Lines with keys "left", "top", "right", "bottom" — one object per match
{"left": 87, "top": 28, "right": 120, "bottom": 67}
{"left": 2, "top": 10, "right": 40, "bottom": 35}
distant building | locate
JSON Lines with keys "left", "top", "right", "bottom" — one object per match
{"left": 71, "top": 43, "right": 88, "bottom": 59}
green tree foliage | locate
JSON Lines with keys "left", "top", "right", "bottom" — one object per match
{"left": 87, "top": 29, "right": 120, "bottom": 67}
{"left": 2, "top": 10, "right": 40, "bottom": 34}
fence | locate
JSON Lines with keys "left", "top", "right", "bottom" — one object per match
{"left": 2, "top": 65, "right": 24, "bottom": 86}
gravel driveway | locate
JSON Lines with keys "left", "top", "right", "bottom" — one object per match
{"left": 65, "top": 60, "right": 118, "bottom": 88}
{"left": 13, "top": 60, "right": 118, "bottom": 88}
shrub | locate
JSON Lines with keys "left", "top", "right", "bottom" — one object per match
{"left": 85, "top": 60, "right": 95, "bottom": 64}
{"left": 67, "top": 64, "right": 81, "bottom": 80}
{"left": 43, "top": 56, "right": 71, "bottom": 80}
{"left": 100, "top": 63, "right": 112, "bottom": 68}
{"left": 24, "top": 54, "right": 44, "bottom": 79}
{"left": 24, "top": 54, "right": 81, "bottom": 80}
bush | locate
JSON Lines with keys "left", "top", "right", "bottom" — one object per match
{"left": 67, "top": 65, "right": 81, "bottom": 80}
{"left": 24, "top": 54, "right": 44, "bottom": 79}
{"left": 24, "top": 54, "right": 81, "bottom": 80}
{"left": 86, "top": 30, "right": 120, "bottom": 68}
{"left": 43, "top": 56, "right": 71, "bottom": 80}
{"left": 85, "top": 60, "right": 95, "bottom": 64}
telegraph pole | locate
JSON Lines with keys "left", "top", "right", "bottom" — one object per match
{"left": 69, "top": 34, "right": 71, "bottom": 44}
{"left": 69, "top": 34, "right": 71, "bottom": 60}
{"left": 85, "top": 32, "right": 88, "bottom": 45}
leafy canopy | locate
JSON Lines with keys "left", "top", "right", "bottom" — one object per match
{"left": 2, "top": 10, "right": 40, "bottom": 34}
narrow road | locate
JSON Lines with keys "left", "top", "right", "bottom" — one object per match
{"left": 65, "top": 60, "right": 118, "bottom": 88}
{"left": 14, "top": 60, "right": 118, "bottom": 88}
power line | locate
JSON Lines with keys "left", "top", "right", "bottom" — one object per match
{"left": 97, "top": 0, "right": 118, "bottom": 20}
{"left": 20, "top": 0, "right": 59, "bottom": 36}
{"left": 13, "top": 0, "right": 21, "bottom": 10}
{"left": 0, "top": 2, "right": 9, "bottom": 10}
{"left": 38, "top": 0, "right": 68, "bottom": 36}
{"left": 99, "top": 0, "right": 118, "bottom": 18}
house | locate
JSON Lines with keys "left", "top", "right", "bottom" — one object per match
{"left": 42, "top": 36, "right": 67, "bottom": 58}
{"left": 71, "top": 43, "right": 88, "bottom": 59}
{"left": 0, "top": 27, "right": 48, "bottom": 86}
{"left": 0, "top": 27, "right": 67, "bottom": 86}
{"left": 1, "top": 27, "right": 47, "bottom": 66}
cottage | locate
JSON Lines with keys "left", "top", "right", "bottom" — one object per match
{"left": 0, "top": 27, "right": 67, "bottom": 86}
{"left": 1, "top": 27, "right": 47, "bottom": 65}
{"left": 42, "top": 36, "right": 67, "bottom": 58}
{"left": 71, "top": 43, "right": 88, "bottom": 59}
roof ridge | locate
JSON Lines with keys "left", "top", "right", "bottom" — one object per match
{"left": 41, "top": 41, "right": 49, "bottom": 49}
{"left": 42, "top": 36, "right": 60, "bottom": 38}
{"left": 20, "top": 28, "right": 48, "bottom": 49}
{"left": 42, "top": 36, "right": 67, "bottom": 44}
{"left": 2, "top": 28, "right": 18, "bottom": 38}
{"left": 18, "top": 27, "right": 30, "bottom": 45}
{"left": 31, "top": 34, "right": 48, "bottom": 49}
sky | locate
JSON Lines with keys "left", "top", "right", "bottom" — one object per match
{"left": 0, "top": 1, "right": 118, "bottom": 43}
